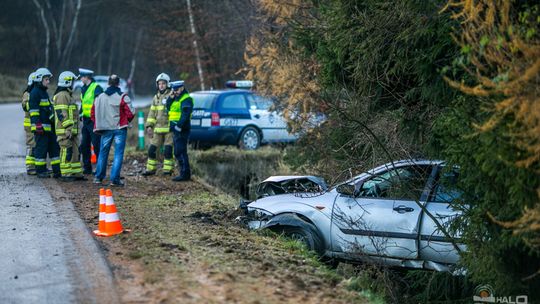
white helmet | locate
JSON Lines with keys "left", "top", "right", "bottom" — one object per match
{"left": 34, "top": 67, "right": 53, "bottom": 82}
{"left": 27, "top": 72, "right": 36, "bottom": 86}
{"left": 58, "top": 71, "right": 77, "bottom": 88}
{"left": 155, "top": 73, "right": 170, "bottom": 87}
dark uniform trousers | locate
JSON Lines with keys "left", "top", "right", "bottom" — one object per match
{"left": 173, "top": 130, "right": 191, "bottom": 178}
{"left": 80, "top": 117, "right": 101, "bottom": 172}
{"left": 34, "top": 132, "right": 60, "bottom": 174}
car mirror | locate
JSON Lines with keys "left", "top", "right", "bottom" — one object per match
{"left": 337, "top": 184, "right": 356, "bottom": 197}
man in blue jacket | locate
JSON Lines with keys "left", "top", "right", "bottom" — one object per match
{"left": 167, "top": 81, "right": 193, "bottom": 182}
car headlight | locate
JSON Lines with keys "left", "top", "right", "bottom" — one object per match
{"left": 247, "top": 207, "right": 273, "bottom": 220}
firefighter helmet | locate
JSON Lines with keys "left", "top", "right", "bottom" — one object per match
{"left": 34, "top": 67, "right": 53, "bottom": 82}
{"left": 27, "top": 72, "right": 36, "bottom": 86}
{"left": 58, "top": 71, "right": 77, "bottom": 88}
{"left": 155, "top": 73, "right": 171, "bottom": 87}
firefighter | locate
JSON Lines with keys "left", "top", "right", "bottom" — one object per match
{"left": 142, "top": 73, "right": 174, "bottom": 176}
{"left": 29, "top": 68, "right": 61, "bottom": 178}
{"left": 78, "top": 68, "right": 103, "bottom": 174}
{"left": 167, "top": 81, "right": 193, "bottom": 182}
{"left": 54, "top": 71, "right": 86, "bottom": 182}
{"left": 22, "top": 71, "right": 37, "bottom": 175}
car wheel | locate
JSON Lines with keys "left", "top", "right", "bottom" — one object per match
{"left": 239, "top": 126, "right": 261, "bottom": 150}
{"left": 280, "top": 224, "right": 324, "bottom": 256}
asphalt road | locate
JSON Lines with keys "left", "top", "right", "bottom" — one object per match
{"left": 0, "top": 103, "right": 118, "bottom": 303}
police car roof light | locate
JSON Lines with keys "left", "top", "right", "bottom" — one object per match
{"left": 225, "top": 80, "right": 253, "bottom": 89}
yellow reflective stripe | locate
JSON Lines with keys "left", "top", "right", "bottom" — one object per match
{"left": 155, "top": 105, "right": 165, "bottom": 110}
{"left": 51, "top": 160, "right": 61, "bottom": 165}
{"left": 56, "top": 129, "right": 65, "bottom": 134}
{"left": 62, "top": 120, "right": 74, "bottom": 127}
{"left": 146, "top": 118, "right": 157, "bottom": 123}
{"left": 150, "top": 105, "right": 157, "bottom": 110}
{"left": 30, "top": 112, "right": 40, "bottom": 117}
{"left": 54, "top": 105, "right": 69, "bottom": 110}
{"left": 39, "top": 101, "right": 50, "bottom": 106}
{"left": 154, "top": 127, "right": 170, "bottom": 133}
{"left": 24, "top": 118, "right": 31, "bottom": 127}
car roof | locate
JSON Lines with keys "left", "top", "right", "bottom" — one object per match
{"left": 262, "top": 175, "right": 323, "bottom": 183}
{"left": 93, "top": 75, "right": 126, "bottom": 82}
{"left": 192, "top": 89, "right": 252, "bottom": 95}
{"left": 341, "top": 159, "right": 446, "bottom": 185}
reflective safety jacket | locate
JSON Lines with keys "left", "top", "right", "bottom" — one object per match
{"left": 29, "top": 85, "right": 54, "bottom": 132}
{"left": 145, "top": 89, "right": 172, "bottom": 133}
{"left": 22, "top": 90, "right": 31, "bottom": 131}
{"left": 53, "top": 88, "right": 79, "bottom": 139}
{"left": 167, "top": 90, "right": 193, "bottom": 132}
{"left": 80, "top": 81, "right": 103, "bottom": 118}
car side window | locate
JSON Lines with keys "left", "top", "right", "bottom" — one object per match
{"left": 221, "top": 94, "right": 247, "bottom": 109}
{"left": 246, "top": 94, "right": 272, "bottom": 110}
{"left": 429, "top": 169, "right": 461, "bottom": 203}
{"left": 357, "top": 165, "right": 432, "bottom": 200}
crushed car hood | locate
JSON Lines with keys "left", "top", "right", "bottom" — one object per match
{"left": 256, "top": 175, "right": 328, "bottom": 199}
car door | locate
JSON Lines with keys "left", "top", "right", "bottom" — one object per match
{"left": 217, "top": 93, "right": 251, "bottom": 142}
{"left": 331, "top": 164, "right": 434, "bottom": 260}
{"left": 419, "top": 166, "right": 465, "bottom": 264}
{"left": 246, "top": 94, "right": 273, "bottom": 141}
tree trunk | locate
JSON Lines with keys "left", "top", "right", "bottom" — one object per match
{"left": 128, "top": 29, "right": 143, "bottom": 96}
{"left": 32, "top": 0, "right": 51, "bottom": 67}
{"left": 61, "top": 0, "right": 82, "bottom": 64}
{"left": 186, "top": 0, "right": 205, "bottom": 90}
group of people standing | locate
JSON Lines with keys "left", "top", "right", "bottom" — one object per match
{"left": 22, "top": 68, "right": 193, "bottom": 186}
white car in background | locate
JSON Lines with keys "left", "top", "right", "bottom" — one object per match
{"left": 73, "top": 75, "right": 128, "bottom": 95}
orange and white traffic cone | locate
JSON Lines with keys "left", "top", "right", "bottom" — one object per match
{"left": 93, "top": 188, "right": 106, "bottom": 236}
{"left": 98, "top": 189, "right": 124, "bottom": 237}
{"left": 91, "top": 145, "right": 97, "bottom": 164}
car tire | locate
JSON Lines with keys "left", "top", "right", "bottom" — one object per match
{"left": 279, "top": 224, "right": 324, "bottom": 256}
{"left": 239, "top": 126, "right": 261, "bottom": 150}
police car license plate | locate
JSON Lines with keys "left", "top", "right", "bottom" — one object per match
{"left": 191, "top": 119, "right": 201, "bottom": 126}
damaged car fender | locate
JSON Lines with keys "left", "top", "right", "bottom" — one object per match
{"left": 246, "top": 193, "right": 336, "bottom": 254}
{"left": 263, "top": 213, "right": 326, "bottom": 255}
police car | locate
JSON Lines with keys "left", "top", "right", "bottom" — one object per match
{"left": 190, "top": 81, "right": 297, "bottom": 150}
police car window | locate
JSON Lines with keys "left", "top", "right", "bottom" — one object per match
{"left": 192, "top": 93, "right": 216, "bottom": 109}
{"left": 221, "top": 94, "right": 247, "bottom": 109}
{"left": 247, "top": 95, "right": 272, "bottom": 110}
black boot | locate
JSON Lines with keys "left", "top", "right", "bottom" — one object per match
{"left": 172, "top": 161, "right": 191, "bottom": 182}
{"left": 37, "top": 172, "right": 50, "bottom": 178}
{"left": 172, "top": 175, "right": 191, "bottom": 182}
{"left": 60, "top": 176, "right": 75, "bottom": 182}
{"left": 141, "top": 170, "right": 155, "bottom": 176}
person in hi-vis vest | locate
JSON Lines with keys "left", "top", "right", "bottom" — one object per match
{"left": 78, "top": 68, "right": 103, "bottom": 174}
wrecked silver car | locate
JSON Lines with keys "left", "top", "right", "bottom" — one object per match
{"left": 240, "top": 160, "right": 465, "bottom": 272}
